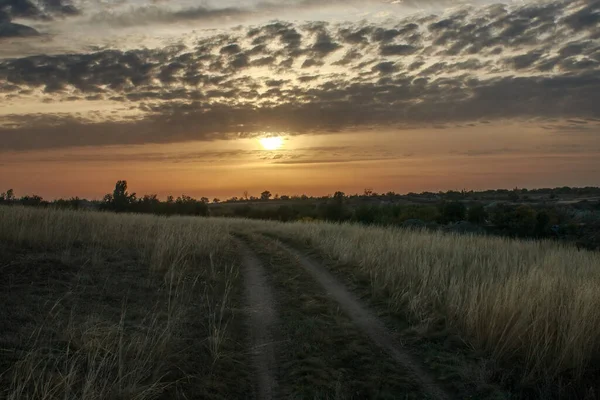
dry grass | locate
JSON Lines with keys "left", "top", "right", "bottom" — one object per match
{"left": 0, "top": 206, "right": 244, "bottom": 400}
{"left": 4, "top": 205, "right": 600, "bottom": 397}
{"left": 232, "top": 218, "right": 600, "bottom": 387}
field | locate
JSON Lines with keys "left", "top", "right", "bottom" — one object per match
{"left": 1, "top": 206, "right": 600, "bottom": 399}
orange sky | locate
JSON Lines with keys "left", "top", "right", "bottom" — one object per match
{"left": 2, "top": 123, "right": 599, "bottom": 200}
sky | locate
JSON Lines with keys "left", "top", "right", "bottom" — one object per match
{"left": 1, "top": 0, "right": 599, "bottom": 200}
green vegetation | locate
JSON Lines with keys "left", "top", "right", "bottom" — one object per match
{"left": 3, "top": 181, "right": 600, "bottom": 249}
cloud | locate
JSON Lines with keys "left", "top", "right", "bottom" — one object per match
{"left": 380, "top": 44, "right": 418, "bottom": 56}
{"left": 84, "top": 0, "right": 374, "bottom": 29}
{"left": 0, "top": 0, "right": 79, "bottom": 30}
{"left": 0, "top": 0, "right": 81, "bottom": 40}
{"left": 1, "top": 0, "right": 599, "bottom": 151}
{"left": 0, "top": 21, "right": 39, "bottom": 37}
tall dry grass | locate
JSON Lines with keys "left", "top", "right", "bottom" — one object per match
{"left": 0, "top": 206, "right": 239, "bottom": 400}
{"left": 235, "top": 218, "right": 600, "bottom": 384}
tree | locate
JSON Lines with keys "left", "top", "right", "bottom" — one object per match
{"left": 0, "top": 188, "right": 15, "bottom": 202}
{"left": 108, "top": 180, "right": 135, "bottom": 212}
{"left": 200, "top": 197, "right": 209, "bottom": 204}
{"left": 364, "top": 188, "right": 373, "bottom": 197}
{"left": 261, "top": 191, "right": 272, "bottom": 201}
{"left": 243, "top": 191, "right": 249, "bottom": 201}
{"left": 20, "top": 195, "right": 44, "bottom": 207}
{"left": 213, "top": 198, "right": 221, "bottom": 204}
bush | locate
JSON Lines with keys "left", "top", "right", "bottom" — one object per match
{"left": 439, "top": 201, "right": 467, "bottom": 224}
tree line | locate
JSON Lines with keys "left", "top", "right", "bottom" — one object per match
{"left": 2, "top": 181, "right": 600, "bottom": 248}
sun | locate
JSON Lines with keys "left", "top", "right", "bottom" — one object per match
{"left": 259, "top": 136, "right": 284, "bottom": 151}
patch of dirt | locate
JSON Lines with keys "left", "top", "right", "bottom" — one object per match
{"left": 276, "top": 241, "right": 452, "bottom": 400}
{"left": 237, "top": 240, "right": 279, "bottom": 400}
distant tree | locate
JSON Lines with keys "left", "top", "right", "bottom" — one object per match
{"left": 200, "top": 197, "right": 209, "bottom": 204}
{"left": 274, "top": 194, "right": 280, "bottom": 200}
{"left": 106, "top": 180, "right": 136, "bottom": 212}
{"left": 213, "top": 198, "right": 221, "bottom": 204}
{"left": 280, "top": 195, "right": 290, "bottom": 201}
{"left": 137, "top": 194, "right": 159, "bottom": 213}
{"left": 333, "top": 191, "right": 345, "bottom": 200}
{"left": 20, "top": 195, "right": 44, "bottom": 207}
{"left": 363, "top": 188, "right": 373, "bottom": 197}
{"left": 167, "top": 195, "right": 174, "bottom": 204}
{"left": 243, "top": 190, "right": 249, "bottom": 201}
{"left": 175, "top": 195, "right": 209, "bottom": 216}
{"left": 228, "top": 197, "right": 238, "bottom": 202}
{"left": 261, "top": 191, "right": 272, "bottom": 201}
{"left": 0, "top": 188, "right": 15, "bottom": 203}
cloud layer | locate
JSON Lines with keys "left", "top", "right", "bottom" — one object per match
{"left": 1, "top": 0, "right": 599, "bottom": 150}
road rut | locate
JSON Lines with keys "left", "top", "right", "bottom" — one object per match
{"left": 238, "top": 240, "right": 279, "bottom": 400}
{"left": 275, "top": 241, "right": 452, "bottom": 400}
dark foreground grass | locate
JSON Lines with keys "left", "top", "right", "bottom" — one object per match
{"left": 240, "top": 233, "right": 426, "bottom": 400}
{"left": 259, "top": 232, "right": 511, "bottom": 400}
{"left": 0, "top": 239, "right": 253, "bottom": 400}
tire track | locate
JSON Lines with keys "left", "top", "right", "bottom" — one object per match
{"left": 237, "top": 240, "right": 279, "bottom": 400}
{"left": 274, "top": 240, "right": 452, "bottom": 400}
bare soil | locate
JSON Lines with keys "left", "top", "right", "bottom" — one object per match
{"left": 237, "top": 240, "right": 279, "bottom": 400}
{"left": 275, "top": 241, "right": 452, "bottom": 400}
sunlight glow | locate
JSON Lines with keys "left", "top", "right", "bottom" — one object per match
{"left": 259, "top": 136, "right": 284, "bottom": 151}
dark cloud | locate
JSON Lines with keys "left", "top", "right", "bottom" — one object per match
{"left": 0, "top": 0, "right": 79, "bottom": 39}
{"left": 563, "top": 1, "right": 600, "bottom": 31}
{"left": 0, "top": 0, "right": 79, "bottom": 36}
{"left": 1, "top": 0, "right": 599, "bottom": 151}
{"left": 380, "top": 44, "right": 418, "bottom": 56}
{"left": 0, "top": 21, "right": 39, "bottom": 37}
{"left": 372, "top": 61, "right": 398, "bottom": 74}
{"left": 311, "top": 31, "right": 341, "bottom": 56}
{"left": 220, "top": 43, "right": 242, "bottom": 55}
{"left": 0, "top": 0, "right": 79, "bottom": 21}
{"left": 506, "top": 51, "right": 544, "bottom": 69}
